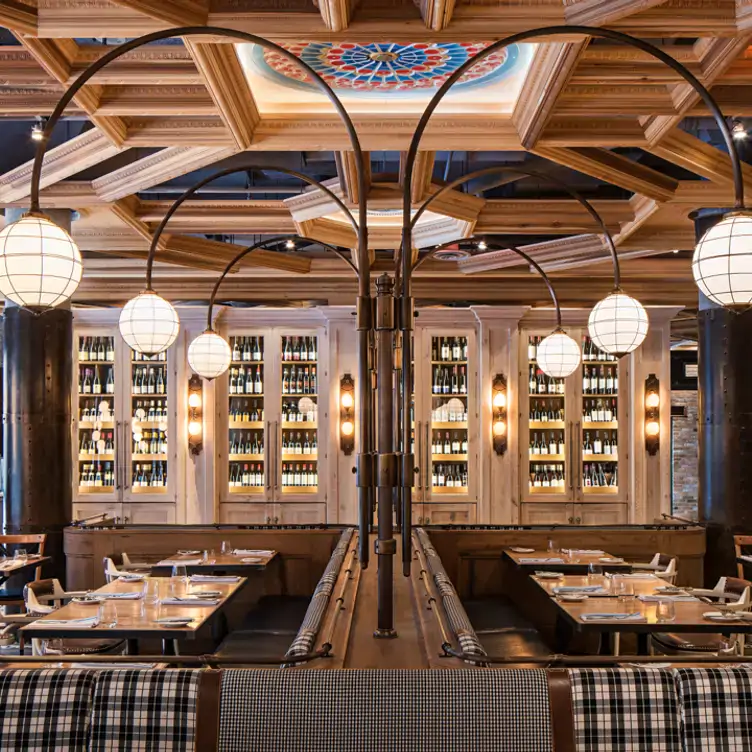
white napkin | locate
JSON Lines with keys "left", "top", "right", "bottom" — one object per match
{"left": 580, "top": 612, "right": 646, "bottom": 622}
{"left": 232, "top": 549, "right": 274, "bottom": 557}
{"left": 520, "top": 557, "right": 565, "bottom": 564}
{"left": 609, "top": 573, "right": 656, "bottom": 580}
{"left": 189, "top": 575, "right": 240, "bottom": 583}
{"left": 94, "top": 591, "right": 143, "bottom": 600}
{"left": 552, "top": 585, "right": 608, "bottom": 594}
{"left": 740, "top": 555, "right": 752, "bottom": 563}
{"left": 158, "top": 559, "right": 202, "bottom": 566}
{"left": 36, "top": 616, "right": 100, "bottom": 627}
{"left": 638, "top": 594, "right": 697, "bottom": 602}
{"left": 562, "top": 549, "right": 605, "bottom": 555}
{"left": 160, "top": 597, "right": 219, "bottom": 607}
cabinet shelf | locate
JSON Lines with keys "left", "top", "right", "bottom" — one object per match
{"left": 131, "top": 420, "right": 167, "bottom": 428}
{"left": 431, "top": 486, "right": 469, "bottom": 495}
{"left": 583, "top": 360, "right": 617, "bottom": 365}
{"left": 229, "top": 453, "right": 264, "bottom": 461}
{"left": 78, "top": 486, "right": 115, "bottom": 494}
{"left": 79, "top": 359, "right": 116, "bottom": 365}
{"left": 431, "top": 454, "right": 468, "bottom": 462}
{"left": 281, "top": 360, "right": 318, "bottom": 365}
{"left": 583, "top": 392, "right": 618, "bottom": 398}
{"left": 131, "top": 392, "right": 167, "bottom": 398}
{"left": 281, "top": 486, "right": 318, "bottom": 494}
{"left": 281, "top": 421, "right": 317, "bottom": 429}
{"left": 231, "top": 360, "right": 264, "bottom": 365}
{"left": 431, "top": 360, "right": 468, "bottom": 366}
{"left": 229, "top": 392, "right": 264, "bottom": 398}
{"left": 131, "top": 486, "right": 168, "bottom": 494}
{"left": 528, "top": 486, "right": 567, "bottom": 495}
{"left": 583, "top": 485, "right": 619, "bottom": 494}
{"left": 582, "top": 454, "right": 618, "bottom": 462}
{"left": 281, "top": 453, "right": 318, "bottom": 461}
{"left": 432, "top": 422, "right": 468, "bottom": 429}
{"left": 281, "top": 392, "right": 317, "bottom": 398}
{"left": 583, "top": 421, "right": 618, "bottom": 430}
{"left": 78, "top": 421, "right": 114, "bottom": 429}
{"left": 132, "top": 453, "right": 167, "bottom": 461}
{"left": 78, "top": 453, "right": 114, "bottom": 461}
{"left": 529, "top": 454, "right": 566, "bottom": 462}
{"left": 529, "top": 393, "right": 565, "bottom": 398}
{"left": 229, "top": 421, "right": 264, "bottom": 429}
{"left": 228, "top": 486, "right": 264, "bottom": 495}
{"left": 431, "top": 392, "right": 467, "bottom": 398}
{"left": 529, "top": 421, "right": 565, "bottom": 429}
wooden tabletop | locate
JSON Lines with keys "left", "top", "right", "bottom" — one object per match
{"left": 531, "top": 573, "right": 669, "bottom": 598}
{"left": 504, "top": 549, "right": 632, "bottom": 571}
{"left": 0, "top": 555, "right": 51, "bottom": 576}
{"left": 22, "top": 575, "right": 247, "bottom": 641}
{"left": 151, "top": 550, "right": 277, "bottom": 573}
{"left": 554, "top": 597, "right": 752, "bottom": 633}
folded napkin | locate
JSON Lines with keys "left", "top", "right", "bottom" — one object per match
{"left": 519, "top": 557, "right": 565, "bottom": 564}
{"left": 158, "top": 558, "right": 202, "bottom": 566}
{"left": 160, "top": 596, "right": 219, "bottom": 607}
{"left": 562, "top": 549, "right": 605, "bottom": 555}
{"left": 740, "top": 555, "right": 752, "bottom": 563}
{"left": 638, "top": 594, "right": 697, "bottom": 602}
{"left": 232, "top": 549, "right": 274, "bottom": 557}
{"left": 552, "top": 585, "right": 608, "bottom": 594}
{"left": 608, "top": 573, "right": 655, "bottom": 580}
{"left": 580, "top": 612, "right": 646, "bottom": 622}
{"left": 93, "top": 591, "right": 143, "bottom": 600}
{"left": 36, "top": 616, "right": 100, "bottom": 627}
{"left": 189, "top": 574, "right": 240, "bottom": 583}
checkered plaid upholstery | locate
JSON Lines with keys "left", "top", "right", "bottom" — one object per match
{"left": 219, "top": 669, "right": 553, "bottom": 752}
{"left": 0, "top": 669, "right": 96, "bottom": 751}
{"left": 89, "top": 669, "right": 201, "bottom": 751}
{"left": 675, "top": 667, "right": 752, "bottom": 751}
{"left": 569, "top": 668, "right": 681, "bottom": 751}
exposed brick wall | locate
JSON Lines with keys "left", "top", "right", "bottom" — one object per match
{"left": 672, "top": 390, "right": 698, "bottom": 521}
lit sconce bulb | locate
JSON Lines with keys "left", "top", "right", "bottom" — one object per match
{"left": 477, "top": 240, "right": 487, "bottom": 251}
{"left": 133, "top": 432, "right": 143, "bottom": 444}
{"left": 732, "top": 119, "right": 748, "bottom": 141}
{"left": 645, "top": 420, "right": 660, "bottom": 438}
{"left": 493, "top": 420, "right": 506, "bottom": 437}
{"left": 645, "top": 392, "right": 660, "bottom": 409}
{"left": 188, "top": 392, "right": 202, "bottom": 409}
{"left": 341, "top": 420, "right": 354, "bottom": 437}
{"left": 31, "top": 117, "right": 45, "bottom": 142}
{"left": 188, "top": 420, "right": 202, "bottom": 437}
{"left": 493, "top": 392, "right": 506, "bottom": 409}
{"left": 341, "top": 391, "right": 354, "bottom": 409}
{"left": 285, "top": 239, "right": 296, "bottom": 250}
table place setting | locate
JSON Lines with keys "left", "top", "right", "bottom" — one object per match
{"left": 606, "top": 572, "right": 655, "bottom": 580}
{"left": 562, "top": 549, "right": 605, "bottom": 555}
{"left": 598, "top": 557, "right": 625, "bottom": 564}
{"left": 638, "top": 594, "right": 698, "bottom": 602}
{"left": 189, "top": 574, "right": 241, "bottom": 583}
{"left": 159, "top": 594, "right": 222, "bottom": 607}
{"left": 232, "top": 549, "right": 275, "bottom": 557}
{"left": 519, "top": 557, "right": 565, "bottom": 564}
{"left": 158, "top": 558, "right": 203, "bottom": 566}
{"left": 89, "top": 590, "right": 144, "bottom": 600}
{"left": 552, "top": 585, "right": 609, "bottom": 595}
{"left": 33, "top": 616, "right": 101, "bottom": 628}
{"left": 510, "top": 547, "right": 535, "bottom": 554}
{"left": 535, "top": 571, "right": 564, "bottom": 579}
{"left": 702, "top": 611, "right": 752, "bottom": 623}
{"left": 580, "top": 612, "right": 647, "bottom": 622}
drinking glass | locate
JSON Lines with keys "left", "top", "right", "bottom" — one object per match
{"left": 656, "top": 599, "right": 676, "bottom": 623}
{"left": 588, "top": 563, "right": 604, "bottom": 585}
{"left": 99, "top": 601, "right": 117, "bottom": 627}
{"left": 613, "top": 577, "right": 635, "bottom": 603}
{"left": 547, "top": 539, "right": 558, "bottom": 555}
{"left": 221, "top": 541, "right": 232, "bottom": 555}
{"left": 171, "top": 564, "right": 187, "bottom": 581}
{"left": 14, "top": 549, "right": 27, "bottom": 563}
{"left": 143, "top": 578, "right": 160, "bottom": 605}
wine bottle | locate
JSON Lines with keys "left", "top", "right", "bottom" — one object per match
{"left": 593, "top": 431, "right": 602, "bottom": 454}
{"left": 147, "top": 368, "right": 156, "bottom": 395}
{"left": 253, "top": 337, "right": 261, "bottom": 362}
{"left": 79, "top": 337, "right": 88, "bottom": 362}
{"left": 243, "top": 337, "right": 251, "bottom": 362}
{"left": 156, "top": 369, "right": 165, "bottom": 395}
{"left": 254, "top": 366, "right": 263, "bottom": 394}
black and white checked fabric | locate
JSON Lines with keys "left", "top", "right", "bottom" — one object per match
{"left": 569, "top": 668, "right": 681, "bottom": 751}
{"left": 0, "top": 669, "right": 97, "bottom": 751}
{"left": 675, "top": 667, "right": 752, "bottom": 751}
{"left": 219, "top": 669, "right": 553, "bottom": 752}
{"left": 89, "top": 669, "right": 201, "bottom": 751}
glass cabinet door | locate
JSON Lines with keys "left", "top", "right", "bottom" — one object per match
{"left": 226, "top": 334, "right": 267, "bottom": 498}
{"left": 577, "top": 334, "right": 626, "bottom": 502}
{"left": 74, "top": 332, "right": 119, "bottom": 501}
{"left": 521, "top": 332, "right": 571, "bottom": 501}
{"left": 278, "top": 332, "right": 321, "bottom": 499}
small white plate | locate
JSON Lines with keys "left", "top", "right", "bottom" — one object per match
{"left": 118, "top": 574, "right": 145, "bottom": 581}
{"left": 655, "top": 586, "right": 683, "bottom": 593}
{"left": 558, "top": 594, "right": 589, "bottom": 603}
{"left": 535, "top": 571, "right": 564, "bottom": 579}
{"left": 703, "top": 611, "right": 741, "bottom": 622}
{"left": 177, "top": 550, "right": 200, "bottom": 555}
{"left": 511, "top": 547, "right": 535, "bottom": 554}
{"left": 155, "top": 617, "right": 192, "bottom": 627}
{"left": 72, "top": 597, "right": 100, "bottom": 605}
{"left": 599, "top": 557, "right": 625, "bottom": 563}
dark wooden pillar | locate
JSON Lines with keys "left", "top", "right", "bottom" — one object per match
{"left": 694, "top": 209, "right": 752, "bottom": 585}
{"left": 2, "top": 209, "right": 73, "bottom": 585}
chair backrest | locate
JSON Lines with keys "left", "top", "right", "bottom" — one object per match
{"left": 24, "top": 578, "right": 63, "bottom": 615}
{"left": 103, "top": 557, "right": 120, "bottom": 583}
{"left": 714, "top": 576, "right": 752, "bottom": 607}
{"left": 734, "top": 535, "right": 752, "bottom": 578}
{"left": 0, "top": 534, "right": 46, "bottom": 581}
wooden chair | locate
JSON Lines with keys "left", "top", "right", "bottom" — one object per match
{"left": 631, "top": 553, "right": 678, "bottom": 584}
{"left": 103, "top": 557, "right": 146, "bottom": 583}
{"left": 0, "top": 534, "right": 47, "bottom": 609}
{"left": 734, "top": 535, "right": 752, "bottom": 578}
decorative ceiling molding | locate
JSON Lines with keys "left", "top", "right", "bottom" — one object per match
{"left": 0, "top": 130, "right": 125, "bottom": 204}
{"left": 184, "top": 40, "right": 259, "bottom": 149}
{"left": 563, "top": 0, "right": 668, "bottom": 26}
{"left": 312, "top": 0, "right": 357, "bottom": 31}
{"left": 125, "top": 117, "right": 235, "bottom": 146}
{"left": 513, "top": 39, "right": 590, "bottom": 149}
{"left": 107, "top": 0, "right": 208, "bottom": 26}
{"left": 531, "top": 145, "right": 678, "bottom": 201}
{"left": 335, "top": 151, "right": 370, "bottom": 205}
{"left": 0, "top": 0, "right": 37, "bottom": 35}
{"left": 400, "top": 151, "right": 436, "bottom": 204}
{"left": 91, "top": 145, "right": 239, "bottom": 202}
{"left": 110, "top": 197, "right": 168, "bottom": 252}
{"left": 417, "top": 0, "right": 456, "bottom": 31}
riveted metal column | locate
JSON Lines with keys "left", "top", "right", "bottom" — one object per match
{"left": 374, "top": 274, "right": 397, "bottom": 638}
{"left": 3, "top": 208, "right": 73, "bottom": 586}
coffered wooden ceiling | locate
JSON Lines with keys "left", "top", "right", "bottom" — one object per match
{"left": 1, "top": 0, "right": 751, "bottom": 320}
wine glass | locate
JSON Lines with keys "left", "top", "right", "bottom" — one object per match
{"left": 143, "top": 578, "right": 159, "bottom": 605}
{"left": 221, "top": 541, "right": 232, "bottom": 556}
{"left": 171, "top": 564, "right": 187, "bottom": 582}
{"left": 613, "top": 577, "right": 635, "bottom": 603}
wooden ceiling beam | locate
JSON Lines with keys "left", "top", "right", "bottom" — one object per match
{"left": 91, "top": 145, "right": 239, "bottom": 202}
{"left": 96, "top": 85, "right": 216, "bottom": 116}
{"left": 610, "top": 1, "right": 738, "bottom": 37}
{"left": 416, "top": 0, "right": 456, "bottom": 31}
{"left": 313, "top": 0, "right": 357, "bottom": 31}
{"left": 564, "top": 0, "right": 668, "bottom": 26}
{"left": 531, "top": 146, "right": 678, "bottom": 201}
{"left": 538, "top": 116, "right": 648, "bottom": 147}
{"left": 334, "top": 151, "right": 370, "bottom": 205}
{"left": 125, "top": 117, "right": 235, "bottom": 147}
{"left": 0, "top": 0, "right": 37, "bottom": 35}
{"left": 0, "top": 130, "right": 125, "bottom": 204}
{"left": 110, "top": 197, "right": 167, "bottom": 252}
{"left": 16, "top": 36, "right": 127, "bottom": 146}
{"left": 399, "top": 151, "right": 435, "bottom": 204}
{"left": 106, "top": 0, "right": 208, "bottom": 26}
{"left": 513, "top": 40, "right": 589, "bottom": 149}
{"left": 184, "top": 40, "right": 259, "bottom": 150}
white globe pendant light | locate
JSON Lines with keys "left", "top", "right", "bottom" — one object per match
{"left": 537, "top": 329, "right": 581, "bottom": 379}
{"left": 0, "top": 213, "right": 82, "bottom": 308}
{"left": 119, "top": 290, "right": 179, "bottom": 355}
{"left": 692, "top": 211, "right": 752, "bottom": 307}
{"left": 588, "top": 291, "right": 649, "bottom": 357}
{"left": 188, "top": 330, "right": 231, "bottom": 380}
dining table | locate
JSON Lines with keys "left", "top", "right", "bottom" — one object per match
{"left": 0, "top": 555, "right": 51, "bottom": 588}
{"left": 22, "top": 574, "right": 247, "bottom": 655}
{"left": 531, "top": 572, "right": 668, "bottom": 598}
{"left": 504, "top": 548, "right": 633, "bottom": 573}
{"left": 150, "top": 549, "right": 278, "bottom": 576}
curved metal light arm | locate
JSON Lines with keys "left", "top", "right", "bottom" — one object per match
{"left": 205, "top": 234, "right": 358, "bottom": 330}
{"left": 26, "top": 25, "right": 369, "bottom": 289}
{"left": 146, "top": 165, "right": 357, "bottom": 289}
{"left": 415, "top": 238, "right": 563, "bottom": 328}
{"left": 402, "top": 25, "right": 745, "bottom": 296}
{"left": 413, "top": 165, "right": 621, "bottom": 287}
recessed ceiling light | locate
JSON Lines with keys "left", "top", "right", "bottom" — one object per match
{"left": 30, "top": 117, "right": 45, "bottom": 142}
{"left": 477, "top": 240, "right": 487, "bottom": 251}
{"left": 732, "top": 119, "right": 747, "bottom": 141}
{"left": 285, "top": 239, "right": 296, "bottom": 250}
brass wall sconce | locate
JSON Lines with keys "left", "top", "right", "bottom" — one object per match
{"left": 645, "top": 373, "right": 660, "bottom": 456}
{"left": 340, "top": 373, "right": 355, "bottom": 455}
{"left": 492, "top": 374, "right": 508, "bottom": 456}
{"left": 187, "top": 374, "right": 203, "bottom": 456}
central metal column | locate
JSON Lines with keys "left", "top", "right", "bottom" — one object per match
{"left": 374, "top": 274, "right": 397, "bottom": 638}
